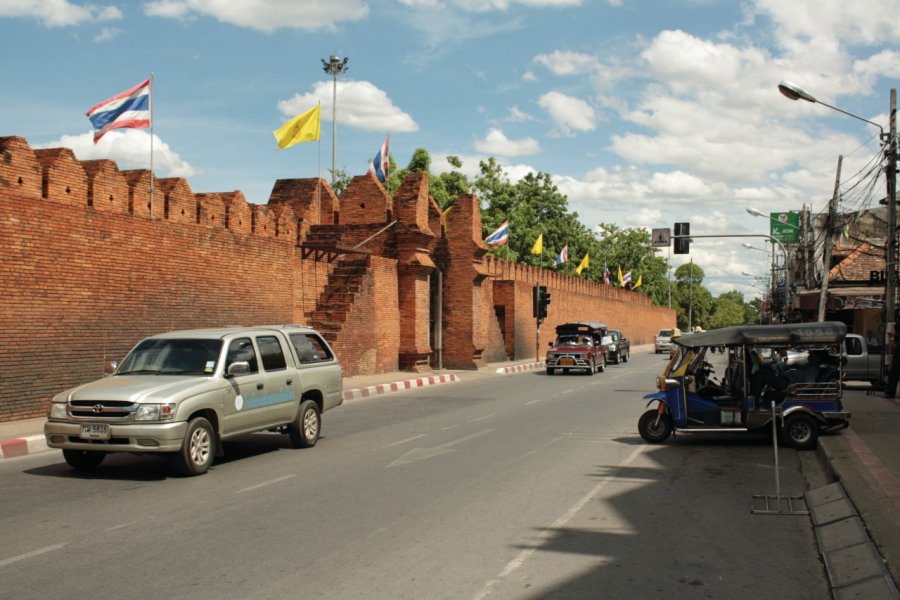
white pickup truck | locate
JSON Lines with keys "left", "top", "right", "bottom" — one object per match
{"left": 45, "top": 324, "right": 342, "bottom": 475}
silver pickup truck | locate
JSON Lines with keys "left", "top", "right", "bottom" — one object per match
{"left": 844, "top": 332, "right": 883, "bottom": 384}
{"left": 45, "top": 324, "right": 342, "bottom": 475}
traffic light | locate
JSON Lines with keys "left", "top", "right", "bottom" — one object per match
{"left": 533, "top": 285, "right": 551, "bottom": 319}
{"left": 539, "top": 287, "right": 551, "bottom": 319}
{"left": 674, "top": 222, "right": 691, "bottom": 254}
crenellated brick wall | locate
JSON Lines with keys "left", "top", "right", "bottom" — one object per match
{"left": 0, "top": 135, "right": 674, "bottom": 422}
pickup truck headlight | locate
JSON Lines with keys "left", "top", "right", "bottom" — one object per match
{"left": 135, "top": 403, "right": 176, "bottom": 421}
{"left": 48, "top": 403, "right": 68, "bottom": 419}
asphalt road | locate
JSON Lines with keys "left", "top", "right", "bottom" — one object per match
{"left": 0, "top": 353, "right": 830, "bottom": 599}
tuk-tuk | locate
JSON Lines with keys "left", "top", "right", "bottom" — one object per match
{"left": 638, "top": 322, "right": 851, "bottom": 450}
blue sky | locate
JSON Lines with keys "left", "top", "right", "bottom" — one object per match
{"left": 2, "top": 0, "right": 899, "bottom": 298}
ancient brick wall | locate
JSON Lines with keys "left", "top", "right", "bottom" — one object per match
{"left": 0, "top": 135, "right": 675, "bottom": 422}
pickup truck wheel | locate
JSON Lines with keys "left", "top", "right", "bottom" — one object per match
{"left": 598, "top": 355, "right": 606, "bottom": 372}
{"left": 623, "top": 350, "right": 629, "bottom": 363}
{"left": 546, "top": 367, "right": 554, "bottom": 375}
{"left": 289, "top": 400, "right": 320, "bottom": 448}
{"left": 174, "top": 417, "right": 215, "bottom": 476}
{"left": 62, "top": 449, "right": 105, "bottom": 471}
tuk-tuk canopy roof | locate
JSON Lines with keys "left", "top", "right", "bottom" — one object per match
{"left": 673, "top": 321, "right": 847, "bottom": 349}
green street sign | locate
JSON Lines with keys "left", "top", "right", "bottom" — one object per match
{"left": 770, "top": 211, "right": 800, "bottom": 243}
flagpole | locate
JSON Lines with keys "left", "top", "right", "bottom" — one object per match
{"left": 149, "top": 72, "right": 154, "bottom": 218}
{"left": 317, "top": 101, "right": 322, "bottom": 226}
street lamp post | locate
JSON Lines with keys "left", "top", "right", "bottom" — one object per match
{"left": 778, "top": 80, "right": 897, "bottom": 388}
{"left": 322, "top": 55, "right": 349, "bottom": 185}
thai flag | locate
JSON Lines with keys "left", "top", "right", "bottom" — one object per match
{"left": 555, "top": 244, "right": 568, "bottom": 266}
{"left": 368, "top": 135, "right": 390, "bottom": 182}
{"left": 603, "top": 260, "right": 610, "bottom": 284}
{"left": 484, "top": 220, "right": 509, "bottom": 247}
{"left": 86, "top": 79, "right": 151, "bottom": 143}
{"left": 623, "top": 270, "right": 633, "bottom": 286}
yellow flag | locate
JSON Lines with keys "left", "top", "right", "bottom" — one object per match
{"left": 633, "top": 274, "right": 643, "bottom": 289}
{"left": 575, "top": 253, "right": 589, "bottom": 275}
{"left": 273, "top": 105, "right": 320, "bottom": 149}
{"left": 531, "top": 234, "right": 543, "bottom": 254}
{"left": 617, "top": 266, "right": 623, "bottom": 286}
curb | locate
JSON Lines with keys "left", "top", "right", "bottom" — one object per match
{"left": 496, "top": 361, "right": 543, "bottom": 374}
{"left": 341, "top": 373, "right": 461, "bottom": 402}
{"left": 0, "top": 434, "right": 48, "bottom": 459}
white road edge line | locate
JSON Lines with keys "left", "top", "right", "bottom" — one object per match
{"left": 234, "top": 474, "right": 297, "bottom": 494}
{"left": 0, "top": 543, "right": 67, "bottom": 569}
{"left": 471, "top": 444, "right": 647, "bottom": 600}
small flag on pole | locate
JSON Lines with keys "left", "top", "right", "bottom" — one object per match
{"left": 485, "top": 220, "right": 510, "bottom": 247}
{"left": 273, "top": 105, "right": 321, "bottom": 149}
{"left": 575, "top": 253, "right": 589, "bottom": 275}
{"left": 617, "top": 266, "right": 624, "bottom": 286}
{"left": 86, "top": 79, "right": 151, "bottom": 143}
{"left": 633, "top": 274, "right": 643, "bottom": 289}
{"left": 368, "top": 135, "right": 390, "bottom": 182}
{"left": 603, "top": 261, "right": 610, "bottom": 284}
{"left": 531, "top": 234, "right": 543, "bottom": 255}
{"left": 623, "top": 270, "right": 633, "bottom": 287}
{"left": 554, "top": 244, "right": 568, "bottom": 266}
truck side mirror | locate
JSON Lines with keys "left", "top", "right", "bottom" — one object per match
{"left": 226, "top": 361, "right": 251, "bottom": 377}
{"left": 104, "top": 360, "right": 118, "bottom": 375}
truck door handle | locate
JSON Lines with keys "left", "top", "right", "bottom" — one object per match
{"left": 286, "top": 379, "right": 293, "bottom": 385}
{"left": 256, "top": 383, "right": 264, "bottom": 390}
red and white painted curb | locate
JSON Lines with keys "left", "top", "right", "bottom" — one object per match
{"left": 1, "top": 435, "right": 47, "bottom": 459}
{"left": 495, "top": 362, "right": 544, "bottom": 374}
{"left": 342, "top": 373, "right": 461, "bottom": 401}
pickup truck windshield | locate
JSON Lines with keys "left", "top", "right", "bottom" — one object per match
{"left": 118, "top": 339, "right": 223, "bottom": 375}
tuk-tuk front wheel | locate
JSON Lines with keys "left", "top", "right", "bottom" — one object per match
{"left": 782, "top": 413, "right": 819, "bottom": 451}
{"left": 638, "top": 409, "right": 673, "bottom": 443}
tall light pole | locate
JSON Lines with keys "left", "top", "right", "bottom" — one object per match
{"left": 322, "top": 55, "right": 349, "bottom": 185}
{"left": 778, "top": 81, "right": 897, "bottom": 386}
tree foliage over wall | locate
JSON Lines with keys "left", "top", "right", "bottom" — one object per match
{"left": 372, "top": 149, "right": 763, "bottom": 321}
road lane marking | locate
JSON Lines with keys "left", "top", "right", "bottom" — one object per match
{"left": 234, "top": 474, "right": 296, "bottom": 494}
{"left": 471, "top": 444, "right": 648, "bottom": 600}
{"left": 388, "top": 429, "right": 494, "bottom": 468}
{"left": 469, "top": 414, "right": 494, "bottom": 423}
{"left": 0, "top": 543, "right": 67, "bottom": 569}
{"left": 383, "top": 434, "right": 428, "bottom": 448}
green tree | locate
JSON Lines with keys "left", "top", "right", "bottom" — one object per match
{"left": 709, "top": 295, "right": 745, "bottom": 329}
{"left": 673, "top": 263, "right": 713, "bottom": 330}
{"left": 596, "top": 223, "right": 670, "bottom": 301}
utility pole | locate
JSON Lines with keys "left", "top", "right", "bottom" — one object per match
{"left": 818, "top": 155, "right": 842, "bottom": 322}
{"left": 321, "top": 55, "right": 349, "bottom": 185}
{"left": 882, "top": 89, "right": 898, "bottom": 391}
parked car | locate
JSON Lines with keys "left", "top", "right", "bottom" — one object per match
{"left": 844, "top": 332, "right": 883, "bottom": 384}
{"left": 546, "top": 321, "right": 608, "bottom": 375}
{"left": 655, "top": 328, "right": 675, "bottom": 354}
{"left": 44, "top": 324, "right": 343, "bottom": 475}
{"left": 605, "top": 329, "right": 631, "bottom": 364}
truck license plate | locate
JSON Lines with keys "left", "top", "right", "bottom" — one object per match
{"left": 80, "top": 424, "right": 110, "bottom": 440}
{"left": 560, "top": 358, "right": 574, "bottom": 366}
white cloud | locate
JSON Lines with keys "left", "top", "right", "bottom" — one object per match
{"left": 533, "top": 50, "right": 600, "bottom": 76}
{"left": 143, "top": 0, "right": 369, "bottom": 32}
{"left": 278, "top": 80, "right": 419, "bottom": 133}
{"left": 93, "top": 26, "right": 120, "bottom": 42}
{"left": 39, "top": 130, "right": 198, "bottom": 178}
{"left": 538, "top": 91, "right": 596, "bottom": 135}
{"left": 0, "top": 0, "right": 121, "bottom": 27}
{"left": 474, "top": 128, "right": 540, "bottom": 156}
{"left": 506, "top": 106, "right": 535, "bottom": 123}
{"left": 398, "top": 0, "right": 581, "bottom": 11}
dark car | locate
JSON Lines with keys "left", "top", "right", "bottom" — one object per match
{"left": 606, "top": 329, "right": 630, "bottom": 364}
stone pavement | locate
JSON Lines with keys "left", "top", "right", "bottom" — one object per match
{"left": 3, "top": 353, "right": 900, "bottom": 598}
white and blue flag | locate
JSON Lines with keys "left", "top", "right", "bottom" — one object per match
{"left": 368, "top": 135, "right": 390, "bottom": 182}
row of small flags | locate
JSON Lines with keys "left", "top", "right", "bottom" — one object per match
{"left": 484, "top": 222, "right": 642, "bottom": 288}
{"left": 86, "top": 79, "right": 391, "bottom": 182}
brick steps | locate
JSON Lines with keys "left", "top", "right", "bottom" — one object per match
{"left": 307, "top": 256, "right": 370, "bottom": 340}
